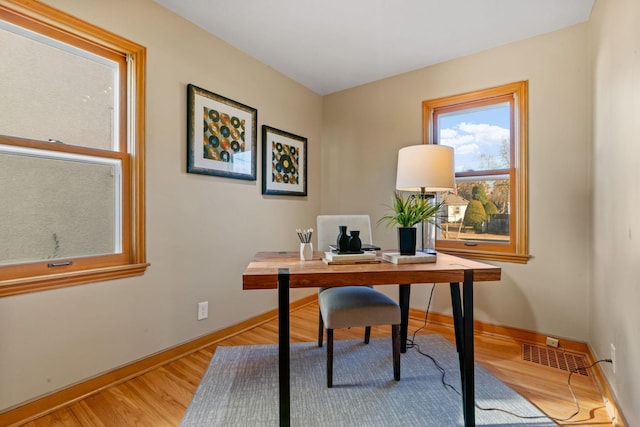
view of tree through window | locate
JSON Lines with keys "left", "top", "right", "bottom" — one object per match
{"left": 423, "top": 81, "right": 529, "bottom": 263}
{"left": 438, "top": 103, "right": 511, "bottom": 244}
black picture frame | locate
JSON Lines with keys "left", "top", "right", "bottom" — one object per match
{"left": 262, "top": 125, "right": 307, "bottom": 196}
{"left": 187, "top": 84, "right": 257, "bottom": 180}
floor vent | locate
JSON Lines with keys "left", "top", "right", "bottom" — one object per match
{"left": 522, "top": 343, "right": 589, "bottom": 376}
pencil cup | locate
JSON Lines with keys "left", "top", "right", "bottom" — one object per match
{"left": 300, "top": 243, "right": 313, "bottom": 261}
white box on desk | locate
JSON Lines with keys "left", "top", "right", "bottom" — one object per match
{"left": 382, "top": 252, "right": 437, "bottom": 264}
{"left": 323, "top": 251, "right": 376, "bottom": 262}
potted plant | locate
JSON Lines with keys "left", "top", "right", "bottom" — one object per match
{"left": 378, "top": 191, "right": 444, "bottom": 255}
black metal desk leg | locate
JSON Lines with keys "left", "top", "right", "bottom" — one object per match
{"left": 449, "top": 282, "right": 465, "bottom": 385}
{"left": 399, "top": 284, "right": 411, "bottom": 353}
{"left": 462, "top": 269, "right": 475, "bottom": 427}
{"left": 278, "top": 269, "right": 290, "bottom": 427}
{"left": 450, "top": 269, "right": 475, "bottom": 427}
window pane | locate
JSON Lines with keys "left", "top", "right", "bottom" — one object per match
{"left": 0, "top": 20, "right": 118, "bottom": 150}
{"left": 0, "top": 145, "right": 122, "bottom": 266}
{"left": 425, "top": 81, "right": 528, "bottom": 263}
{"left": 0, "top": 1, "right": 147, "bottom": 296}
{"left": 438, "top": 102, "right": 510, "bottom": 172}
{"left": 440, "top": 178, "right": 510, "bottom": 243}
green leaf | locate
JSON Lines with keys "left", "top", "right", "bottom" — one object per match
{"left": 377, "top": 192, "right": 444, "bottom": 228}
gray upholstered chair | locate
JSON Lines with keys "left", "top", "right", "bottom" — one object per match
{"left": 316, "top": 215, "right": 401, "bottom": 388}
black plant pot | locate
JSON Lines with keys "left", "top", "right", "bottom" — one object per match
{"left": 397, "top": 227, "right": 417, "bottom": 256}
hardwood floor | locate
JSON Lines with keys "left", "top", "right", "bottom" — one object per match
{"left": 22, "top": 300, "right": 615, "bottom": 426}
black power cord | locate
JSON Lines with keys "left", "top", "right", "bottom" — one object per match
{"left": 405, "top": 283, "right": 436, "bottom": 350}
{"left": 406, "top": 285, "right": 614, "bottom": 423}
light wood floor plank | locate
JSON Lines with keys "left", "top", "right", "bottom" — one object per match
{"left": 22, "top": 407, "right": 80, "bottom": 427}
{"left": 66, "top": 401, "right": 106, "bottom": 427}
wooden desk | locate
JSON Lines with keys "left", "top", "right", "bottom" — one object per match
{"left": 242, "top": 251, "right": 501, "bottom": 427}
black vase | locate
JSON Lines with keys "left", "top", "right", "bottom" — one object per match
{"left": 398, "top": 227, "right": 417, "bottom": 256}
{"left": 337, "top": 225, "right": 350, "bottom": 253}
{"left": 348, "top": 230, "right": 361, "bottom": 252}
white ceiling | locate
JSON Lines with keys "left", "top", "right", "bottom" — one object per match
{"left": 153, "top": 0, "right": 594, "bottom": 95}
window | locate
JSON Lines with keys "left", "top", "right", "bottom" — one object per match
{"left": 0, "top": 1, "right": 147, "bottom": 296}
{"left": 423, "top": 81, "right": 529, "bottom": 263}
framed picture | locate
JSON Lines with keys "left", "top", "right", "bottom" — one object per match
{"left": 187, "top": 84, "right": 257, "bottom": 180}
{"left": 262, "top": 125, "right": 307, "bottom": 196}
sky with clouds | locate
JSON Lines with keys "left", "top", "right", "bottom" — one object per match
{"left": 438, "top": 103, "right": 510, "bottom": 172}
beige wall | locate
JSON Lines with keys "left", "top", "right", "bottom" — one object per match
{"left": 589, "top": 0, "right": 640, "bottom": 424}
{"left": 322, "top": 24, "right": 591, "bottom": 340}
{"left": 0, "top": 0, "right": 321, "bottom": 410}
{"left": 2, "top": 0, "right": 637, "bottom": 424}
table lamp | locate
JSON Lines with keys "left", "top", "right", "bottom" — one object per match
{"left": 395, "top": 144, "right": 455, "bottom": 254}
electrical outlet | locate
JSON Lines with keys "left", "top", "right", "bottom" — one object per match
{"left": 545, "top": 337, "right": 559, "bottom": 348}
{"left": 197, "top": 301, "right": 208, "bottom": 320}
{"left": 610, "top": 343, "right": 616, "bottom": 374}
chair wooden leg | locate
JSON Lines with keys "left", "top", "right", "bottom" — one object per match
{"left": 392, "top": 324, "right": 401, "bottom": 381}
{"left": 327, "top": 328, "right": 334, "bottom": 388}
{"left": 364, "top": 326, "right": 371, "bottom": 344}
{"left": 318, "top": 310, "right": 324, "bottom": 347}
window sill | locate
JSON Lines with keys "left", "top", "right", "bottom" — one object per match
{"left": 437, "top": 248, "right": 530, "bottom": 264}
{"left": 0, "top": 263, "right": 150, "bottom": 297}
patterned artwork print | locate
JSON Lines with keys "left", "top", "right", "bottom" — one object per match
{"left": 202, "top": 107, "right": 245, "bottom": 163}
{"left": 271, "top": 141, "right": 299, "bottom": 185}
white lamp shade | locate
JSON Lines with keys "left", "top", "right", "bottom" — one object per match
{"left": 395, "top": 144, "right": 455, "bottom": 192}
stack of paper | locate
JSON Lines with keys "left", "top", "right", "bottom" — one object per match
{"left": 322, "top": 251, "right": 379, "bottom": 265}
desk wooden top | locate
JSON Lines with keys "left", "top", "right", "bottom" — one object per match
{"left": 242, "top": 251, "right": 501, "bottom": 290}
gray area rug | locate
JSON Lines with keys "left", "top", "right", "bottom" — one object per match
{"left": 181, "top": 334, "right": 556, "bottom": 426}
